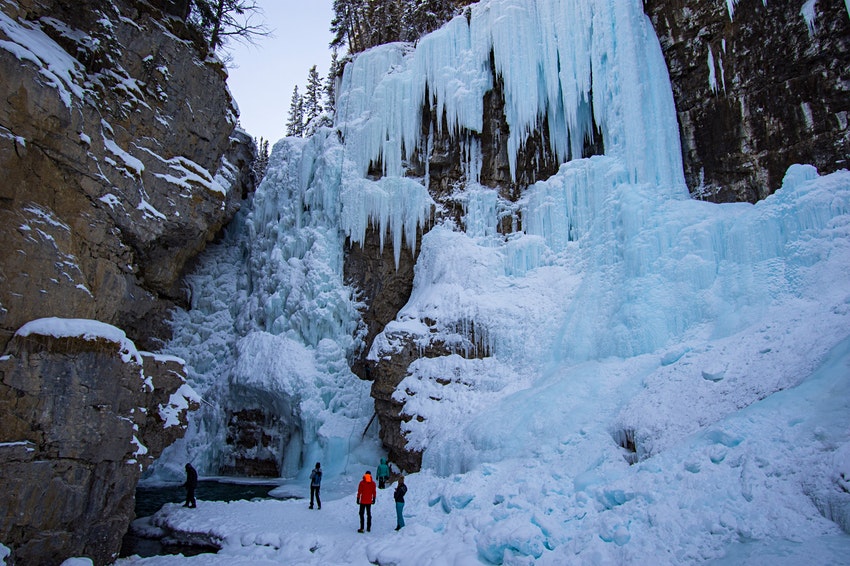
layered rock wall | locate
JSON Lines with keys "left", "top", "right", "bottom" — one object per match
{"left": 0, "top": 324, "right": 197, "bottom": 565}
{"left": 0, "top": 0, "right": 252, "bottom": 353}
{"left": 0, "top": 0, "right": 252, "bottom": 562}
{"left": 645, "top": 0, "right": 850, "bottom": 202}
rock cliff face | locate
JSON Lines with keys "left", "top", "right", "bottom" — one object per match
{"left": 352, "top": 1, "right": 850, "bottom": 471}
{"left": 0, "top": 323, "right": 198, "bottom": 565}
{"left": 645, "top": 0, "right": 850, "bottom": 202}
{"left": 0, "top": 0, "right": 252, "bottom": 353}
{"left": 0, "top": 0, "right": 251, "bottom": 562}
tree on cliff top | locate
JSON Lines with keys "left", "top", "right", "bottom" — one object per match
{"left": 324, "top": 49, "right": 340, "bottom": 114}
{"left": 303, "top": 65, "right": 324, "bottom": 128}
{"left": 286, "top": 86, "right": 305, "bottom": 137}
{"left": 190, "top": 0, "right": 270, "bottom": 52}
{"left": 330, "top": 0, "right": 464, "bottom": 54}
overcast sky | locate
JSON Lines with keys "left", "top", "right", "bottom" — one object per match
{"left": 226, "top": 0, "right": 335, "bottom": 144}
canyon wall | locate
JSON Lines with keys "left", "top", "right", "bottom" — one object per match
{"left": 0, "top": 0, "right": 253, "bottom": 562}
{"left": 645, "top": 0, "right": 850, "bottom": 202}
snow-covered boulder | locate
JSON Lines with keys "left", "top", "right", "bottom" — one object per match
{"left": 0, "top": 318, "right": 198, "bottom": 565}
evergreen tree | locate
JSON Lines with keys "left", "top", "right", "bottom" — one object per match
{"left": 330, "top": 0, "right": 367, "bottom": 53}
{"left": 253, "top": 136, "right": 270, "bottom": 180}
{"left": 331, "top": 0, "right": 462, "bottom": 53}
{"left": 303, "top": 65, "right": 323, "bottom": 128}
{"left": 324, "top": 49, "right": 340, "bottom": 115}
{"left": 402, "top": 0, "right": 459, "bottom": 43}
{"left": 366, "top": 0, "right": 402, "bottom": 47}
{"left": 286, "top": 85, "right": 304, "bottom": 137}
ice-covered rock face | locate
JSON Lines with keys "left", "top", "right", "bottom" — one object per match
{"left": 334, "top": 0, "right": 687, "bottom": 470}
{"left": 150, "top": 134, "right": 378, "bottom": 481}
{"left": 333, "top": 0, "right": 850, "bottom": 477}
{"left": 336, "top": 0, "right": 686, "bottom": 193}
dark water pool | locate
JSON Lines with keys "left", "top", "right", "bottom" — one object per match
{"left": 120, "top": 480, "right": 280, "bottom": 558}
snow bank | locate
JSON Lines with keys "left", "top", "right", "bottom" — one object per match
{"left": 16, "top": 317, "right": 143, "bottom": 366}
{"left": 119, "top": 334, "right": 850, "bottom": 565}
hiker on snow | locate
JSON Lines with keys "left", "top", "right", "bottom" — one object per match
{"left": 377, "top": 457, "right": 390, "bottom": 489}
{"left": 309, "top": 462, "right": 322, "bottom": 510}
{"left": 183, "top": 463, "right": 198, "bottom": 508}
{"left": 356, "top": 470, "right": 377, "bottom": 532}
{"left": 394, "top": 475, "right": 407, "bottom": 531}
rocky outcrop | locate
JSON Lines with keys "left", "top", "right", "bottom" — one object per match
{"left": 0, "top": 321, "right": 198, "bottom": 565}
{"left": 219, "top": 408, "right": 284, "bottom": 477}
{"left": 645, "top": 0, "right": 850, "bottom": 202}
{"left": 0, "top": 0, "right": 253, "bottom": 562}
{"left": 345, "top": 227, "right": 421, "bottom": 379}
{"left": 345, "top": 227, "right": 423, "bottom": 471}
{"left": 0, "top": 0, "right": 252, "bottom": 353}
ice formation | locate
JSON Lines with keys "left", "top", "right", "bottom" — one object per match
{"left": 147, "top": 132, "right": 386, "bottom": 481}
{"left": 336, "top": 0, "right": 685, "bottom": 192}
{"left": 139, "top": 0, "right": 850, "bottom": 562}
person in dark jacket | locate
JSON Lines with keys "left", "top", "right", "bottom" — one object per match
{"left": 183, "top": 463, "right": 198, "bottom": 508}
{"left": 394, "top": 475, "right": 407, "bottom": 530}
{"left": 309, "top": 462, "right": 322, "bottom": 510}
{"left": 356, "top": 471, "right": 376, "bottom": 532}
{"left": 376, "top": 457, "right": 390, "bottom": 489}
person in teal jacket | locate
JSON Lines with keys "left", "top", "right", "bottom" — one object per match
{"left": 394, "top": 475, "right": 407, "bottom": 530}
{"left": 376, "top": 458, "right": 390, "bottom": 489}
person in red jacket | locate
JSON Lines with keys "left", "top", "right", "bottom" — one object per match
{"left": 356, "top": 470, "right": 377, "bottom": 533}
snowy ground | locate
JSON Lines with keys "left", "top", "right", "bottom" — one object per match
{"left": 114, "top": 324, "right": 850, "bottom": 565}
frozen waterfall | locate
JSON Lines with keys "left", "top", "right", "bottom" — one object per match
{"left": 149, "top": 0, "right": 850, "bottom": 501}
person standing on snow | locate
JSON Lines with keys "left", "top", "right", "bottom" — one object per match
{"left": 376, "top": 457, "right": 390, "bottom": 489}
{"left": 394, "top": 475, "right": 407, "bottom": 531}
{"left": 309, "top": 462, "right": 322, "bottom": 510}
{"left": 356, "top": 470, "right": 377, "bottom": 532}
{"left": 183, "top": 463, "right": 198, "bottom": 508}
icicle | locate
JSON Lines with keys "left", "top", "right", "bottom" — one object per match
{"left": 708, "top": 48, "right": 719, "bottom": 94}
{"left": 800, "top": 0, "right": 819, "bottom": 36}
{"left": 336, "top": 0, "right": 686, "bottom": 205}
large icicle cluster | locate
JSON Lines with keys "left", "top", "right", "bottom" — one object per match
{"left": 344, "top": 0, "right": 850, "bottom": 479}
{"left": 336, "top": 0, "right": 686, "bottom": 192}
{"left": 148, "top": 132, "right": 376, "bottom": 481}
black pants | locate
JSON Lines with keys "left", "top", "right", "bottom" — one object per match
{"left": 184, "top": 487, "right": 196, "bottom": 508}
{"left": 310, "top": 486, "right": 321, "bottom": 509}
{"left": 359, "top": 503, "right": 372, "bottom": 531}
